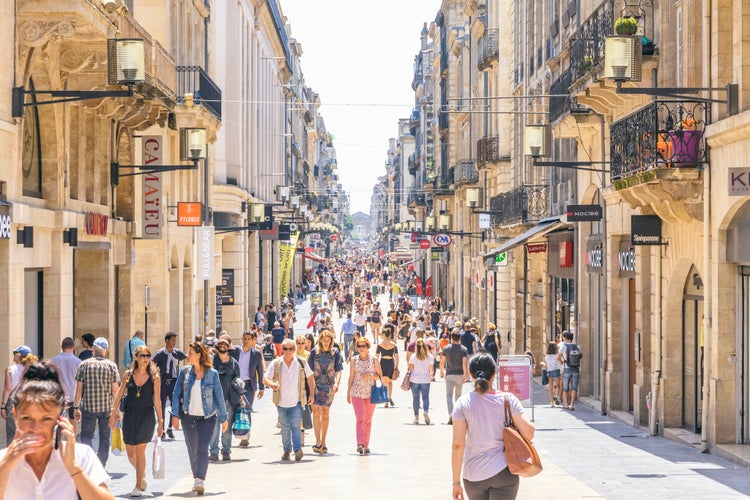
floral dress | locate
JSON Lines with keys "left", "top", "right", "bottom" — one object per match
{"left": 351, "top": 356, "right": 376, "bottom": 399}
{"left": 309, "top": 348, "right": 343, "bottom": 406}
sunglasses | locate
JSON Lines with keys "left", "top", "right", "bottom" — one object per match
{"left": 357, "top": 344, "right": 368, "bottom": 348}
{"left": 137, "top": 354, "right": 151, "bottom": 358}
{"left": 282, "top": 347, "right": 295, "bottom": 351}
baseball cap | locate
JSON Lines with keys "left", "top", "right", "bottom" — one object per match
{"left": 93, "top": 337, "right": 109, "bottom": 350}
{"left": 13, "top": 345, "right": 32, "bottom": 357}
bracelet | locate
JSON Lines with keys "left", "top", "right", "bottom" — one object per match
{"left": 71, "top": 469, "right": 83, "bottom": 478}
{"left": 452, "top": 482, "right": 461, "bottom": 486}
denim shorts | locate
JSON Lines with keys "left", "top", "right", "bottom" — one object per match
{"left": 546, "top": 369, "right": 561, "bottom": 378}
{"left": 562, "top": 367, "right": 580, "bottom": 391}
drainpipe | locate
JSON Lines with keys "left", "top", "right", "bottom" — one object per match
{"left": 699, "top": 0, "right": 712, "bottom": 453}
{"left": 599, "top": 112, "right": 608, "bottom": 416}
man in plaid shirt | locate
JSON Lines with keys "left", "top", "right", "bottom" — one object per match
{"left": 74, "top": 337, "right": 120, "bottom": 466}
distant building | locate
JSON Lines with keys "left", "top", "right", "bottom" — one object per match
{"left": 350, "top": 212, "right": 372, "bottom": 240}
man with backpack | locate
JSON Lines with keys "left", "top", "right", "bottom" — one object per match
{"left": 558, "top": 331, "right": 582, "bottom": 410}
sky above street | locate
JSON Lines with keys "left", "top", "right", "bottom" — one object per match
{"left": 281, "top": 0, "right": 442, "bottom": 215}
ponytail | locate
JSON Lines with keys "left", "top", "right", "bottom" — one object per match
{"left": 468, "top": 353, "right": 496, "bottom": 395}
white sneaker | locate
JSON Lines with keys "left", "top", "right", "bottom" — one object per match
{"left": 128, "top": 488, "right": 142, "bottom": 497}
{"left": 195, "top": 479, "right": 205, "bottom": 495}
{"left": 140, "top": 479, "right": 147, "bottom": 492}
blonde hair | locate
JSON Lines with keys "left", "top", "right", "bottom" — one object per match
{"left": 316, "top": 329, "right": 336, "bottom": 353}
{"left": 415, "top": 338, "right": 429, "bottom": 361}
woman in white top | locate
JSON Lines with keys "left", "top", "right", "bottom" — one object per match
{"left": 1, "top": 347, "right": 27, "bottom": 444}
{"left": 408, "top": 338, "right": 434, "bottom": 425}
{"left": 544, "top": 342, "right": 563, "bottom": 406}
{"left": 0, "top": 362, "right": 112, "bottom": 499}
{"left": 451, "top": 353, "right": 535, "bottom": 500}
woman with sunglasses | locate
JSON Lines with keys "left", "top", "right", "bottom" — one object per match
{"left": 171, "top": 342, "right": 227, "bottom": 495}
{"left": 346, "top": 337, "right": 382, "bottom": 455}
{"left": 308, "top": 329, "right": 343, "bottom": 454}
{"left": 111, "top": 345, "right": 162, "bottom": 497}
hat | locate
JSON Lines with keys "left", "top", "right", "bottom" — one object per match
{"left": 81, "top": 333, "right": 96, "bottom": 346}
{"left": 13, "top": 345, "right": 32, "bottom": 358}
{"left": 93, "top": 337, "right": 109, "bottom": 350}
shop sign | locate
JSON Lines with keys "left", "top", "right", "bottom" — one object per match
{"left": 260, "top": 223, "right": 278, "bottom": 240}
{"left": 728, "top": 168, "right": 750, "bottom": 196}
{"left": 419, "top": 239, "right": 430, "bottom": 249}
{"left": 495, "top": 251, "right": 508, "bottom": 267}
{"left": 177, "top": 202, "right": 202, "bottom": 226}
{"left": 84, "top": 212, "right": 109, "bottom": 236}
{"left": 566, "top": 204, "right": 602, "bottom": 222}
{"left": 586, "top": 238, "right": 603, "bottom": 274}
{"left": 431, "top": 250, "right": 442, "bottom": 261}
{"left": 618, "top": 241, "right": 636, "bottom": 278}
{"left": 197, "top": 226, "right": 214, "bottom": 281}
{"left": 220, "top": 269, "right": 234, "bottom": 305}
{"left": 526, "top": 243, "right": 547, "bottom": 253}
{"left": 215, "top": 286, "right": 223, "bottom": 331}
{"left": 278, "top": 224, "right": 291, "bottom": 241}
{"left": 631, "top": 215, "right": 662, "bottom": 246}
{"left": 0, "top": 214, "right": 9, "bottom": 239}
{"left": 142, "top": 136, "right": 162, "bottom": 239}
{"left": 432, "top": 233, "right": 453, "bottom": 247}
{"left": 559, "top": 241, "right": 573, "bottom": 268}
{"left": 478, "top": 213, "right": 491, "bottom": 229}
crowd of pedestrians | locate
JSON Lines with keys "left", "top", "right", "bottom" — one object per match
{"left": 0, "top": 249, "right": 586, "bottom": 499}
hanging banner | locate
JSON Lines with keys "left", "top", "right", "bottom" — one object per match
{"left": 197, "top": 226, "right": 214, "bottom": 281}
{"left": 141, "top": 136, "right": 162, "bottom": 239}
{"left": 279, "top": 231, "right": 299, "bottom": 300}
{"left": 425, "top": 276, "right": 433, "bottom": 297}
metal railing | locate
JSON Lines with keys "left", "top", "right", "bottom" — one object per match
{"left": 176, "top": 66, "right": 222, "bottom": 120}
{"left": 569, "top": 0, "right": 614, "bottom": 84}
{"left": 408, "top": 153, "right": 419, "bottom": 176}
{"left": 477, "top": 136, "right": 500, "bottom": 167}
{"left": 454, "top": 161, "right": 478, "bottom": 186}
{"left": 433, "top": 166, "right": 455, "bottom": 195}
{"left": 407, "top": 189, "right": 426, "bottom": 206}
{"left": 549, "top": 68, "right": 572, "bottom": 124}
{"left": 478, "top": 29, "right": 499, "bottom": 71}
{"left": 489, "top": 184, "right": 550, "bottom": 226}
{"left": 610, "top": 100, "right": 710, "bottom": 180}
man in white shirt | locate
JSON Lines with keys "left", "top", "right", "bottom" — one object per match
{"left": 263, "top": 339, "right": 315, "bottom": 462}
{"left": 353, "top": 308, "right": 368, "bottom": 336}
{"left": 49, "top": 337, "right": 81, "bottom": 418}
{"left": 316, "top": 308, "right": 330, "bottom": 331}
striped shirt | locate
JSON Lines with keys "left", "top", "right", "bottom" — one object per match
{"left": 75, "top": 357, "right": 120, "bottom": 413}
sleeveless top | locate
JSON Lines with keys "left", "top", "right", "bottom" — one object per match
{"left": 351, "top": 356, "right": 375, "bottom": 399}
{"left": 124, "top": 371, "right": 155, "bottom": 409}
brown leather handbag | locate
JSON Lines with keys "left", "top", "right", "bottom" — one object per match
{"left": 503, "top": 398, "right": 542, "bottom": 477}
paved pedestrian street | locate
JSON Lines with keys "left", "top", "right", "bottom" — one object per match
{"left": 105, "top": 296, "right": 750, "bottom": 499}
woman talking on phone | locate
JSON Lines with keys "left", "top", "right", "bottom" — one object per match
{"left": 0, "top": 362, "right": 113, "bottom": 499}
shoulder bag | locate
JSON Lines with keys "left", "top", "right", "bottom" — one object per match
{"left": 369, "top": 377, "right": 389, "bottom": 404}
{"left": 400, "top": 371, "right": 411, "bottom": 391}
{"left": 503, "top": 397, "right": 542, "bottom": 477}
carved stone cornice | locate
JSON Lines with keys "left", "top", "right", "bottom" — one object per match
{"left": 20, "top": 20, "right": 76, "bottom": 47}
{"left": 59, "top": 46, "right": 107, "bottom": 74}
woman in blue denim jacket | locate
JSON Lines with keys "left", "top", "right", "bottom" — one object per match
{"left": 171, "top": 342, "right": 227, "bottom": 496}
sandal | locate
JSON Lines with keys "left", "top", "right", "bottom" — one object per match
{"left": 321, "top": 446, "right": 328, "bottom": 454}
{"left": 312, "top": 444, "right": 322, "bottom": 454}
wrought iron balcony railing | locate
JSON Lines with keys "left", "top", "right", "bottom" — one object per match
{"left": 454, "top": 161, "right": 479, "bottom": 186}
{"left": 410, "top": 109, "right": 420, "bottom": 136}
{"left": 549, "top": 68, "right": 572, "bottom": 124}
{"left": 408, "top": 153, "right": 419, "bottom": 176}
{"left": 477, "top": 136, "right": 500, "bottom": 167}
{"left": 569, "top": 0, "right": 614, "bottom": 84}
{"left": 439, "top": 110, "right": 449, "bottom": 131}
{"left": 433, "top": 166, "right": 455, "bottom": 195}
{"left": 478, "top": 29, "right": 500, "bottom": 71}
{"left": 610, "top": 100, "right": 710, "bottom": 180}
{"left": 489, "top": 184, "right": 550, "bottom": 227}
{"left": 176, "top": 66, "right": 222, "bottom": 120}
{"left": 407, "top": 189, "right": 427, "bottom": 206}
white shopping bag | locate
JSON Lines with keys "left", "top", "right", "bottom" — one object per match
{"left": 152, "top": 437, "right": 165, "bottom": 479}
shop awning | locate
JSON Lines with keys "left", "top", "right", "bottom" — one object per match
{"left": 483, "top": 216, "right": 570, "bottom": 266}
{"left": 303, "top": 250, "right": 328, "bottom": 264}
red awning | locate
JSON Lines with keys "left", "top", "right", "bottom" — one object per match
{"left": 303, "top": 251, "right": 328, "bottom": 264}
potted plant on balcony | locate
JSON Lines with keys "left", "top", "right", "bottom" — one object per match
{"left": 583, "top": 55, "right": 593, "bottom": 71}
{"left": 615, "top": 16, "right": 638, "bottom": 35}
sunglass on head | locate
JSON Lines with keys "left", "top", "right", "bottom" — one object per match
{"left": 282, "top": 347, "right": 295, "bottom": 351}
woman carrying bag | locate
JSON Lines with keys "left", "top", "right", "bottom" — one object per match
{"left": 346, "top": 337, "right": 382, "bottom": 455}
{"left": 408, "top": 338, "right": 434, "bottom": 425}
{"left": 451, "top": 353, "right": 535, "bottom": 500}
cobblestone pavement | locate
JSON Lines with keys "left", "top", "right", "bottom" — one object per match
{"left": 105, "top": 293, "right": 750, "bottom": 499}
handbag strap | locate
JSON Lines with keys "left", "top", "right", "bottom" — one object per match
{"left": 503, "top": 396, "right": 514, "bottom": 428}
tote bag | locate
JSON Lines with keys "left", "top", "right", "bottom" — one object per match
{"left": 370, "top": 379, "right": 389, "bottom": 404}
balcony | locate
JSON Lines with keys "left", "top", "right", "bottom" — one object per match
{"left": 439, "top": 110, "right": 449, "bottom": 131}
{"left": 478, "top": 29, "right": 500, "bottom": 71}
{"left": 409, "top": 109, "right": 420, "bottom": 136}
{"left": 477, "top": 136, "right": 500, "bottom": 167}
{"left": 489, "top": 185, "right": 550, "bottom": 227}
{"left": 549, "top": 69, "right": 572, "bottom": 124}
{"left": 432, "top": 167, "right": 455, "bottom": 197}
{"left": 408, "top": 153, "right": 419, "bottom": 176}
{"left": 407, "top": 189, "right": 427, "bottom": 207}
{"left": 454, "top": 161, "right": 478, "bottom": 186}
{"left": 609, "top": 99, "right": 708, "bottom": 221}
{"left": 569, "top": 0, "right": 614, "bottom": 85}
{"left": 176, "top": 66, "right": 222, "bottom": 120}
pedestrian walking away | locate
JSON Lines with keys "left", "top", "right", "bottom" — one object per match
{"left": 151, "top": 331, "right": 187, "bottom": 439}
{"left": 121, "top": 330, "right": 146, "bottom": 370}
{"left": 50, "top": 338, "right": 82, "bottom": 419}
{"left": 440, "top": 330, "right": 469, "bottom": 425}
{"left": 74, "top": 337, "right": 120, "bottom": 467}
{"left": 451, "top": 353, "right": 535, "bottom": 500}
{"left": 0, "top": 362, "right": 113, "bottom": 499}
{"left": 408, "top": 338, "right": 434, "bottom": 425}
{"left": 543, "top": 342, "right": 562, "bottom": 406}
{"left": 558, "top": 331, "right": 582, "bottom": 410}
{"left": 262, "top": 338, "right": 315, "bottom": 462}
{"left": 110, "top": 345, "right": 163, "bottom": 497}
{"left": 171, "top": 341, "right": 228, "bottom": 495}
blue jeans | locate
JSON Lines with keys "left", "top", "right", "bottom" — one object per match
{"left": 411, "top": 382, "right": 431, "bottom": 415}
{"left": 563, "top": 367, "right": 580, "bottom": 392}
{"left": 343, "top": 334, "right": 354, "bottom": 359}
{"left": 210, "top": 400, "right": 235, "bottom": 456}
{"left": 277, "top": 403, "right": 303, "bottom": 452}
{"left": 181, "top": 414, "right": 216, "bottom": 479}
{"left": 79, "top": 409, "right": 111, "bottom": 466}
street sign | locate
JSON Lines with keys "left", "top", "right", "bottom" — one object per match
{"left": 566, "top": 204, "right": 602, "bottom": 222}
{"left": 498, "top": 355, "right": 534, "bottom": 405}
{"left": 495, "top": 251, "right": 508, "bottom": 266}
{"left": 419, "top": 239, "right": 430, "bottom": 249}
{"left": 432, "top": 233, "right": 453, "bottom": 247}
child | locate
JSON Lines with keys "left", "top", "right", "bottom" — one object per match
{"left": 262, "top": 334, "right": 275, "bottom": 361}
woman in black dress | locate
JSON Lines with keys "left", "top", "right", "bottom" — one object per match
{"left": 376, "top": 325, "right": 399, "bottom": 408}
{"left": 111, "top": 345, "right": 163, "bottom": 497}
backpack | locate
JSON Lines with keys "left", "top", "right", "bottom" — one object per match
{"left": 564, "top": 343, "right": 581, "bottom": 367}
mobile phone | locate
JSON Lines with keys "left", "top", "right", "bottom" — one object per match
{"left": 54, "top": 425, "right": 61, "bottom": 450}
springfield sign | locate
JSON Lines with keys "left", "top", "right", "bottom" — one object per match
{"left": 142, "top": 136, "right": 163, "bottom": 239}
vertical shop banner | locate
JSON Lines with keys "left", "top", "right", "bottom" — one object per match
{"left": 215, "top": 286, "right": 223, "bottom": 332}
{"left": 141, "top": 136, "right": 162, "bottom": 239}
{"left": 197, "top": 226, "right": 214, "bottom": 281}
{"left": 278, "top": 231, "right": 299, "bottom": 300}
{"left": 497, "top": 355, "right": 533, "bottom": 403}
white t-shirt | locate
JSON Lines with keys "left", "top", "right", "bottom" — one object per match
{"left": 409, "top": 354, "right": 434, "bottom": 384}
{"left": 188, "top": 379, "right": 204, "bottom": 416}
{"left": 264, "top": 358, "right": 313, "bottom": 408}
{"left": 353, "top": 312, "right": 368, "bottom": 327}
{"left": 545, "top": 353, "right": 561, "bottom": 372}
{"left": 452, "top": 391, "right": 525, "bottom": 482}
{"left": 0, "top": 443, "right": 108, "bottom": 499}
